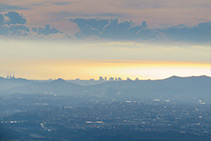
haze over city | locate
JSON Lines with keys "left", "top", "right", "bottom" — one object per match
{"left": 0, "top": 0, "right": 210, "bottom": 140}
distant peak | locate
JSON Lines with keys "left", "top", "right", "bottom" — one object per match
{"left": 0, "top": 77, "right": 5, "bottom": 80}
{"left": 198, "top": 75, "right": 210, "bottom": 78}
{"left": 166, "top": 75, "right": 211, "bottom": 80}
{"left": 52, "top": 78, "right": 67, "bottom": 83}
{"left": 167, "top": 75, "right": 180, "bottom": 79}
{"left": 56, "top": 78, "right": 65, "bottom": 81}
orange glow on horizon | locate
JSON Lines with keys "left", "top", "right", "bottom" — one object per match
{"left": 0, "top": 59, "right": 210, "bottom": 80}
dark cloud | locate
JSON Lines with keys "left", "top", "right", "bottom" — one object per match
{"left": 0, "top": 10, "right": 210, "bottom": 42}
{"left": 158, "top": 22, "right": 211, "bottom": 42}
{"left": 0, "top": 26, "right": 8, "bottom": 36}
{"left": 0, "top": 14, "right": 8, "bottom": 35}
{"left": 33, "top": 25, "right": 62, "bottom": 35}
{"left": 0, "top": 11, "right": 62, "bottom": 37}
{"left": 0, "top": 14, "right": 4, "bottom": 25}
{"left": 5, "top": 11, "right": 26, "bottom": 25}
{"left": 8, "top": 25, "right": 30, "bottom": 36}
{"left": 31, "top": 27, "right": 37, "bottom": 33}
{"left": 0, "top": 24, "right": 30, "bottom": 36}
{"left": 0, "top": 11, "right": 29, "bottom": 36}
{"left": 70, "top": 18, "right": 109, "bottom": 38}
{"left": 70, "top": 18, "right": 159, "bottom": 40}
{"left": 70, "top": 17, "right": 210, "bottom": 42}
{"left": 101, "top": 19, "right": 133, "bottom": 39}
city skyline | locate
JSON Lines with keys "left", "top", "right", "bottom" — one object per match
{"left": 0, "top": 1, "right": 210, "bottom": 140}
{"left": 1, "top": 72, "right": 210, "bottom": 81}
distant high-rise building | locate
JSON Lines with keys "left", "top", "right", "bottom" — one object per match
{"left": 7, "top": 72, "right": 15, "bottom": 79}
{"left": 118, "top": 77, "right": 122, "bottom": 81}
{"left": 104, "top": 77, "right": 107, "bottom": 81}
{"left": 127, "top": 77, "right": 132, "bottom": 81}
{"left": 99, "top": 76, "right": 104, "bottom": 81}
{"left": 7, "top": 72, "right": 9, "bottom": 79}
{"left": 109, "top": 77, "right": 114, "bottom": 81}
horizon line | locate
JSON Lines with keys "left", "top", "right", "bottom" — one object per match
{"left": 0, "top": 75, "right": 210, "bottom": 81}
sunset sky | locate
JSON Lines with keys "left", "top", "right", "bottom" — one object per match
{"left": 0, "top": 0, "right": 210, "bottom": 80}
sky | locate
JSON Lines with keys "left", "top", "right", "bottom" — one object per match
{"left": 0, "top": 0, "right": 210, "bottom": 80}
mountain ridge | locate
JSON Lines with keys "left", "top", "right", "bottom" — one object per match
{"left": 0, "top": 75, "right": 210, "bottom": 103}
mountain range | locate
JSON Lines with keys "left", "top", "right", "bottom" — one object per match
{"left": 0, "top": 75, "right": 210, "bottom": 103}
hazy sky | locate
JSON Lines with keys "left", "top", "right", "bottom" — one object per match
{"left": 0, "top": 39, "right": 210, "bottom": 79}
{"left": 0, "top": 0, "right": 210, "bottom": 79}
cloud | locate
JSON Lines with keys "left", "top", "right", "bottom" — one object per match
{"left": 70, "top": 18, "right": 159, "bottom": 40}
{"left": 32, "top": 24, "right": 62, "bottom": 35}
{"left": 0, "top": 14, "right": 4, "bottom": 25}
{"left": 5, "top": 11, "right": 27, "bottom": 25}
{"left": 0, "top": 26, "right": 8, "bottom": 36}
{"left": 0, "top": 10, "right": 210, "bottom": 43}
{"left": 53, "top": 2, "right": 72, "bottom": 6}
{"left": 70, "top": 17, "right": 210, "bottom": 43}
{"left": 158, "top": 22, "right": 211, "bottom": 42}
{"left": 0, "top": 11, "right": 30, "bottom": 36}
{"left": 1, "top": 0, "right": 210, "bottom": 31}
{"left": 0, "top": 14, "right": 8, "bottom": 35}
{"left": 8, "top": 25, "right": 30, "bottom": 36}
{"left": 0, "top": 4, "right": 28, "bottom": 12}
{"left": 0, "top": 11, "right": 63, "bottom": 37}
{"left": 0, "top": 24, "right": 30, "bottom": 36}
{"left": 70, "top": 18, "right": 109, "bottom": 37}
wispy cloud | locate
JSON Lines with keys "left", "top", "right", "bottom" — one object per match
{"left": 53, "top": 2, "right": 72, "bottom": 6}
{"left": 0, "top": 4, "right": 29, "bottom": 12}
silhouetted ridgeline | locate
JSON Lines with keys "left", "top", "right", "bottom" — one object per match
{"left": 0, "top": 75, "right": 210, "bottom": 103}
